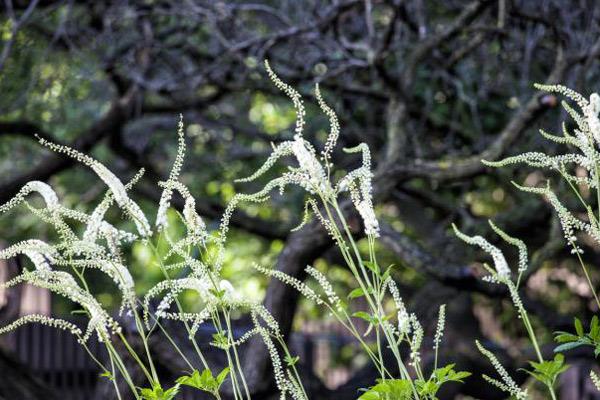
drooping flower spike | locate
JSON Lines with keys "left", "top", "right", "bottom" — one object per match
{"left": 35, "top": 135, "right": 151, "bottom": 237}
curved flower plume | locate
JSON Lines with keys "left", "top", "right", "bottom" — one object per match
{"left": 305, "top": 266, "right": 342, "bottom": 310}
{"left": 386, "top": 278, "right": 410, "bottom": 335}
{"left": 476, "top": 340, "right": 528, "bottom": 400}
{"left": 252, "top": 263, "right": 323, "bottom": 305}
{"left": 315, "top": 83, "right": 340, "bottom": 163}
{"left": 0, "top": 180, "right": 59, "bottom": 213}
{"left": 83, "top": 168, "right": 145, "bottom": 244}
{"left": 512, "top": 182, "right": 599, "bottom": 252}
{"left": 452, "top": 224, "right": 511, "bottom": 279}
{"left": 144, "top": 276, "right": 214, "bottom": 327}
{"left": 488, "top": 221, "right": 528, "bottom": 274}
{"left": 338, "top": 144, "right": 379, "bottom": 236}
{"left": 0, "top": 239, "right": 57, "bottom": 271}
{"left": 216, "top": 176, "right": 289, "bottom": 270}
{"left": 249, "top": 308, "right": 305, "bottom": 399}
{"left": 35, "top": 136, "right": 151, "bottom": 237}
{"left": 264, "top": 60, "right": 305, "bottom": 137}
{"left": 233, "top": 61, "right": 379, "bottom": 238}
{"left": 158, "top": 181, "right": 206, "bottom": 239}
{"left": 54, "top": 258, "right": 136, "bottom": 314}
{"left": 483, "top": 152, "right": 591, "bottom": 171}
{"left": 3, "top": 270, "right": 119, "bottom": 343}
{"left": 235, "top": 141, "right": 295, "bottom": 184}
{"left": 156, "top": 115, "right": 186, "bottom": 229}
{"left": 485, "top": 85, "right": 600, "bottom": 195}
{"left": 0, "top": 314, "right": 82, "bottom": 338}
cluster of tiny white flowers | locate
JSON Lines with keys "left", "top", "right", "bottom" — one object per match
{"left": 513, "top": 182, "right": 595, "bottom": 254}
{"left": 315, "top": 83, "right": 340, "bottom": 162}
{"left": 257, "top": 325, "right": 288, "bottom": 396}
{"left": 452, "top": 224, "right": 511, "bottom": 278}
{"left": 0, "top": 239, "right": 57, "bottom": 271}
{"left": 252, "top": 263, "right": 323, "bottom": 305}
{"left": 144, "top": 277, "right": 214, "bottom": 322}
{"left": 159, "top": 180, "right": 207, "bottom": 239}
{"left": 386, "top": 278, "right": 410, "bottom": 335}
{"left": 234, "top": 142, "right": 295, "bottom": 184}
{"left": 264, "top": 60, "right": 305, "bottom": 137}
{"left": 156, "top": 115, "right": 186, "bottom": 229}
{"left": 4, "top": 270, "right": 120, "bottom": 343}
{"left": 339, "top": 144, "right": 379, "bottom": 237}
{"left": 476, "top": 340, "right": 528, "bottom": 400}
{"left": 488, "top": 221, "right": 528, "bottom": 274}
{"left": 83, "top": 169, "right": 145, "bottom": 245}
{"left": 433, "top": 304, "right": 446, "bottom": 351}
{"left": 231, "top": 62, "right": 380, "bottom": 239}
{"left": 356, "top": 200, "right": 379, "bottom": 237}
{"left": 290, "top": 135, "right": 330, "bottom": 194}
{"left": 0, "top": 180, "right": 59, "bottom": 214}
{"left": 505, "top": 280, "right": 524, "bottom": 312}
{"left": 36, "top": 136, "right": 151, "bottom": 237}
{"left": 250, "top": 308, "right": 304, "bottom": 400}
{"left": 408, "top": 313, "right": 423, "bottom": 368}
{"left": 0, "top": 314, "right": 82, "bottom": 337}
{"left": 55, "top": 258, "right": 136, "bottom": 314}
{"left": 484, "top": 151, "right": 592, "bottom": 171}
{"left": 591, "top": 370, "right": 600, "bottom": 391}
{"left": 250, "top": 303, "right": 281, "bottom": 333}
{"left": 485, "top": 84, "right": 600, "bottom": 258}
{"left": 305, "top": 266, "right": 342, "bottom": 311}
{"left": 586, "top": 93, "right": 600, "bottom": 143}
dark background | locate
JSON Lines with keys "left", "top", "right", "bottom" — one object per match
{"left": 1, "top": 1, "right": 600, "bottom": 399}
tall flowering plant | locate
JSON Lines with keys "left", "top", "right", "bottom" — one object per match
{"left": 237, "top": 61, "right": 470, "bottom": 399}
{"left": 0, "top": 62, "right": 471, "bottom": 400}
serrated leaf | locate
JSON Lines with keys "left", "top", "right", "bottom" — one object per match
{"left": 554, "top": 333, "right": 579, "bottom": 343}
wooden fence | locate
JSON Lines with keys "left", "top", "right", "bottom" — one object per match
{"left": 4, "top": 320, "right": 360, "bottom": 399}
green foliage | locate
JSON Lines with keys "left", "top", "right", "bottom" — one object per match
{"left": 358, "top": 379, "right": 413, "bottom": 400}
{"left": 139, "top": 383, "right": 180, "bottom": 400}
{"left": 358, "top": 365, "right": 470, "bottom": 400}
{"left": 522, "top": 354, "right": 569, "bottom": 390}
{"left": 176, "top": 368, "right": 230, "bottom": 397}
{"left": 285, "top": 354, "right": 300, "bottom": 367}
{"left": 555, "top": 316, "right": 600, "bottom": 357}
{"left": 211, "top": 332, "right": 230, "bottom": 349}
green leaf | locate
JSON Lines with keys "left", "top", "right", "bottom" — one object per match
{"left": 358, "top": 379, "right": 413, "bottom": 400}
{"left": 348, "top": 288, "right": 365, "bottom": 299}
{"left": 176, "top": 368, "right": 223, "bottom": 394}
{"left": 380, "top": 264, "right": 395, "bottom": 282}
{"left": 357, "top": 391, "right": 380, "bottom": 400}
{"left": 139, "top": 383, "right": 180, "bottom": 400}
{"left": 363, "top": 261, "right": 380, "bottom": 276}
{"left": 215, "top": 367, "right": 230, "bottom": 387}
{"left": 524, "top": 354, "right": 569, "bottom": 387}
{"left": 284, "top": 355, "right": 300, "bottom": 366}
{"left": 590, "top": 316, "right": 600, "bottom": 340}
{"left": 352, "top": 311, "right": 376, "bottom": 324}
{"left": 554, "top": 332, "right": 579, "bottom": 343}
{"left": 575, "top": 318, "right": 584, "bottom": 336}
{"left": 554, "top": 342, "right": 584, "bottom": 353}
{"left": 99, "top": 371, "right": 114, "bottom": 381}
